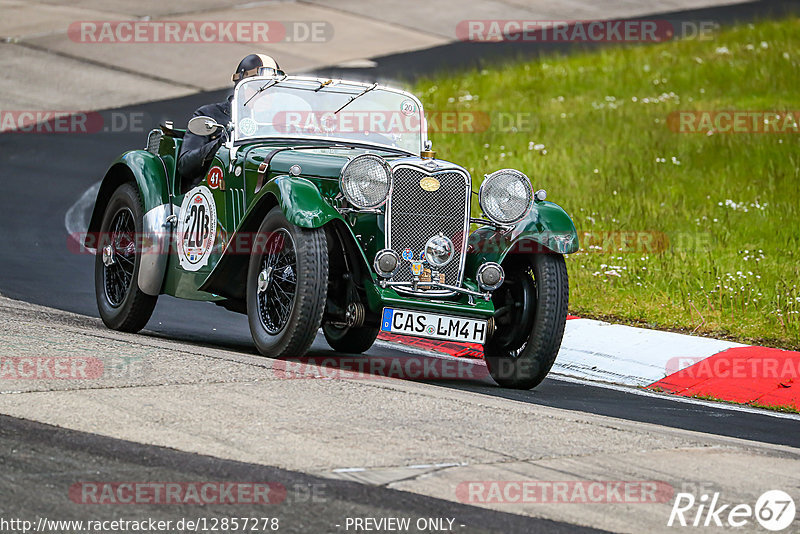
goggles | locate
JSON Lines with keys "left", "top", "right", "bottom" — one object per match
{"left": 232, "top": 66, "right": 285, "bottom": 82}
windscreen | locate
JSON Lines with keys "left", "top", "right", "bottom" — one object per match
{"left": 233, "top": 77, "right": 426, "bottom": 154}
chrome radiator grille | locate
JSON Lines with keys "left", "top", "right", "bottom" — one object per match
{"left": 386, "top": 165, "right": 470, "bottom": 295}
{"left": 146, "top": 129, "right": 162, "bottom": 155}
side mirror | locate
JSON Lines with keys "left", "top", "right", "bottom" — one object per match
{"left": 187, "top": 116, "right": 223, "bottom": 136}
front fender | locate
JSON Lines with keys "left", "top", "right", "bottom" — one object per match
{"left": 260, "top": 175, "right": 342, "bottom": 228}
{"left": 466, "top": 200, "right": 579, "bottom": 273}
{"left": 87, "top": 151, "right": 170, "bottom": 233}
{"left": 86, "top": 150, "right": 171, "bottom": 296}
{"left": 198, "top": 175, "right": 346, "bottom": 300}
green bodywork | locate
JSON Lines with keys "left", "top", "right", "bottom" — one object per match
{"left": 88, "top": 130, "right": 579, "bottom": 322}
{"left": 466, "top": 201, "right": 579, "bottom": 275}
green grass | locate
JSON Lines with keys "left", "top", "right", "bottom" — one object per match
{"left": 413, "top": 18, "right": 800, "bottom": 349}
{"left": 689, "top": 394, "right": 799, "bottom": 414}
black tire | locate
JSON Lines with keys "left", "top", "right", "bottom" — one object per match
{"left": 484, "top": 253, "right": 569, "bottom": 389}
{"left": 94, "top": 182, "right": 158, "bottom": 332}
{"left": 247, "top": 207, "right": 329, "bottom": 358}
{"left": 323, "top": 323, "right": 379, "bottom": 354}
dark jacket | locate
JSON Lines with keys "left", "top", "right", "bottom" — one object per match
{"left": 177, "top": 96, "right": 232, "bottom": 193}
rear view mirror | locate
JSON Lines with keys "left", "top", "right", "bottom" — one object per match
{"left": 187, "top": 116, "right": 223, "bottom": 136}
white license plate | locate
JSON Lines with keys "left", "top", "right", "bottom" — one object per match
{"left": 380, "top": 308, "right": 488, "bottom": 344}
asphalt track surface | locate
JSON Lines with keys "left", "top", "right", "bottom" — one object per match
{"left": 1, "top": 415, "right": 604, "bottom": 534}
{"left": 1, "top": 2, "right": 799, "bottom": 531}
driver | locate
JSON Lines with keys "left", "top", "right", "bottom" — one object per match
{"left": 177, "top": 54, "right": 281, "bottom": 193}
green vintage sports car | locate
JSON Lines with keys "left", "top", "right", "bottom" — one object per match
{"left": 86, "top": 73, "right": 579, "bottom": 389}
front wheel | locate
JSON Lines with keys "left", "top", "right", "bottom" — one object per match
{"left": 484, "top": 253, "right": 569, "bottom": 389}
{"left": 246, "top": 207, "right": 329, "bottom": 358}
{"left": 94, "top": 182, "right": 157, "bottom": 332}
{"left": 323, "top": 323, "right": 379, "bottom": 354}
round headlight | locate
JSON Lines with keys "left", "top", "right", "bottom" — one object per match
{"left": 479, "top": 169, "right": 533, "bottom": 225}
{"left": 374, "top": 249, "right": 400, "bottom": 278}
{"left": 424, "top": 234, "right": 454, "bottom": 267}
{"left": 340, "top": 154, "right": 392, "bottom": 209}
{"left": 477, "top": 262, "right": 505, "bottom": 291}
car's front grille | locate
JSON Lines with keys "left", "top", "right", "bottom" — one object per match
{"left": 386, "top": 164, "right": 470, "bottom": 295}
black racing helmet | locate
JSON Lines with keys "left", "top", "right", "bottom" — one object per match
{"left": 232, "top": 54, "right": 283, "bottom": 83}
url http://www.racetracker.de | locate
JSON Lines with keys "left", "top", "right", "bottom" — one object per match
{"left": 0, "top": 517, "right": 281, "bottom": 533}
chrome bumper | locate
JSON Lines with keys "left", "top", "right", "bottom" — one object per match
{"left": 379, "top": 280, "right": 492, "bottom": 301}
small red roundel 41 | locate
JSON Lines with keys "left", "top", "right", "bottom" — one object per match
{"left": 207, "top": 166, "right": 224, "bottom": 189}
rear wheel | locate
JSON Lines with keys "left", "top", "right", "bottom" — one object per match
{"left": 94, "top": 182, "right": 157, "bottom": 332}
{"left": 484, "top": 253, "right": 569, "bottom": 389}
{"left": 323, "top": 323, "right": 379, "bottom": 354}
{"left": 246, "top": 207, "right": 329, "bottom": 358}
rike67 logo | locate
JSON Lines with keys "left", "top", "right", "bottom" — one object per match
{"left": 668, "top": 490, "right": 796, "bottom": 531}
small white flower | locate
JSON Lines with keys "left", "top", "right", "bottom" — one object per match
{"left": 715, "top": 46, "right": 730, "bottom": 55}
{"left": 593, "top": 168, "right": 600, "bottom": 174}
{"left": 760, "top": 41, "right": 768, "bottom": 49}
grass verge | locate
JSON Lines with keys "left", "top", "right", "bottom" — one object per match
{"left": 414, "top": 17, "right": 800, "bottom": 349}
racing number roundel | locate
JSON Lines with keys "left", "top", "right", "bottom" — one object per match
{"left": 177, "top": 186, "right": 217, "bottom": 271}
{"left": 207, "top": 165, "right": 224, "bottom": 189}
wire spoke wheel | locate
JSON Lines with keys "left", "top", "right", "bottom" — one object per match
{"left": 103, "top": 207, "right": 136, "bottom": 308}
{"left": 247, "top": 206, "right": 328, "bottom": 359}
{"left": 94, "top": 182, "right": 157, "bottom": 333}
{"left": 257, "top": 229, "right": 298, "bottom": 334}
